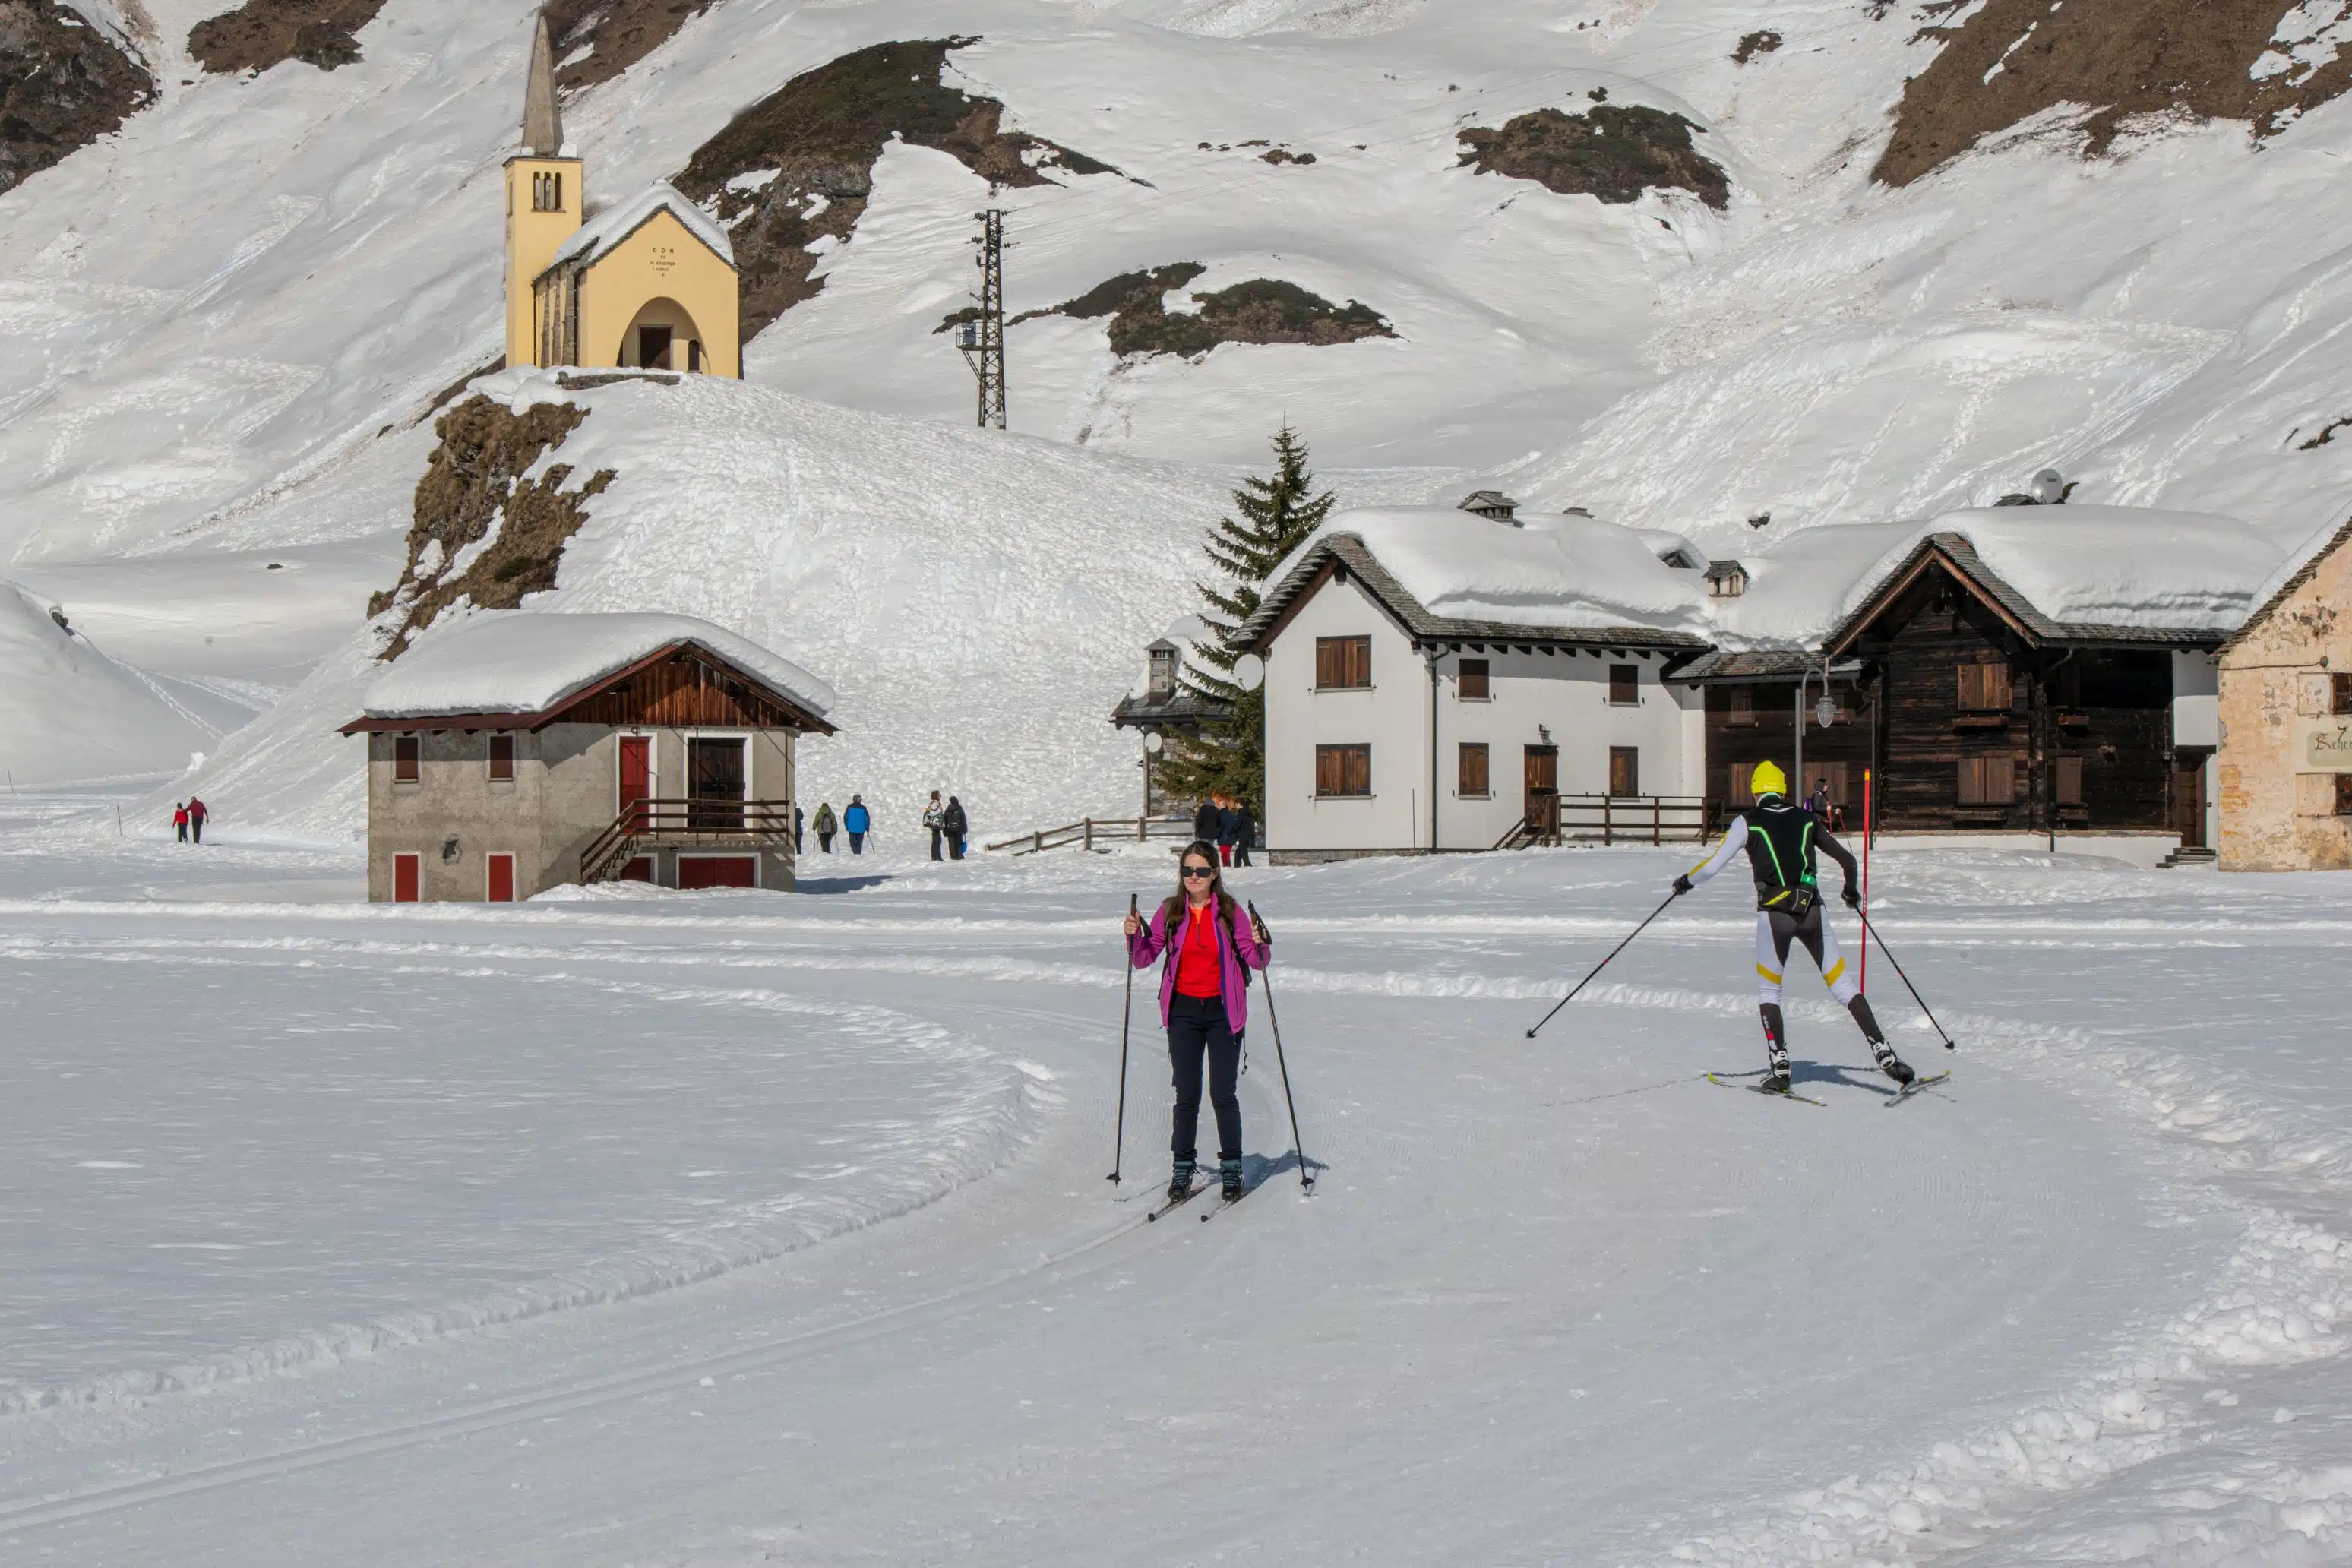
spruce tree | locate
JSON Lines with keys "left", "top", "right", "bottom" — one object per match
{"left": 1155, "top": 424, "right": 1336, "bottom": 818}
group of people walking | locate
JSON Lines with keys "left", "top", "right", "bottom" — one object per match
{"left": 171, "top": 798, "right": 210, "bottom": 843}
{"left": 802, "top": 792, "right": 967, "bottom": 858}
{"left": 1190, "top": 792, "right": 1255, "bottom": 867}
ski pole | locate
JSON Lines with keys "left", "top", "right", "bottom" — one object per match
{"left": 1246, "top": 903, "right": 1314, "bottom": 1191}
{"left": 1853, "top": 907, "right": 1956, "bottom": 1051}
{"left": 1524, "top": 889, "right": 1681, "bottom": 1039}
{"left": 1108, "top": 893, "right": 1136, "bottom": 1183}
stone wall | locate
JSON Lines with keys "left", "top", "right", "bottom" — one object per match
{"left": 2218, "top": 526, "right": 2352, "bottom": 871}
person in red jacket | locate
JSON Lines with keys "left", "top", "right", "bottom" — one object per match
{"left": 1124, "top": 842, "right": 1270, "bottom": 1202}
{"left": 172, "top": 802, "right": 188, "bottom": 843}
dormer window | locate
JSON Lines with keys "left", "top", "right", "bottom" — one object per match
{"left": 1457, "top": 489, "right": 1520, "bottom": 523}
{"left": 1706, "top": 560, "right": 1749, "bottom": 599}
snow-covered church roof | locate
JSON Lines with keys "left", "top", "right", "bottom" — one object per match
{"left": 545, "top": 182, "right": 735, "bottom": 277}
{"left": 350, "top": 612, "right": 834, "bottom": 726}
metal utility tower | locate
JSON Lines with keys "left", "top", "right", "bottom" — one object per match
{"left": 956, "top": 209, "right": 1007, "bottom": 429}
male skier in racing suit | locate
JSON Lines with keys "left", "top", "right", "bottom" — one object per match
{"left": 1673, "top": 760, "right": 1914, "bottom": 1094}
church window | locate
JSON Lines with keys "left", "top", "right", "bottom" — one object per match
{"left": 533, "top": 171, "right": 563, "bottom": 212}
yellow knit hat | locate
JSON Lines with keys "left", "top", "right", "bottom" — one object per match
{"left": 1750, "top": 760, "right": 1788, "bottom": 799}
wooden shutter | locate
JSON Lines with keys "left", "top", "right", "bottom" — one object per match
{"left": 1728, "top": 764, "right": 1755, "bottom": 808}
{"left": 1459, "top": 659, "right": 1490, "bottom": 700}
{"left": 2337, "top": 673, "right": 2352, "bottom": 716}
{"left": 394, "top": 735, "right": 420, "bottom": 782}
{"left": 2339, "top": 775, "right": 2352, "bottom": 816}
{"left": 488, "top": 733, "right": 515, "bottom": 782}
{"left": 1316, "top": 636, "right": 1371, "bottom": 689}
{"left": 1316, "top": 744, "right": 1343, "bottom": 796}
{"left": 2056, "top": 757, "right": 2085, "bottom": 806}
{"left": 1728, "top": 686, "right": 1756, "bottom": 727}
{"left": 1958, "top": 663, "right": 2012, "bottom": 711}
{"left": 1342, "top": 744, "right": 1371, "bottom": 795}
{"left": 1609, "top": 746, "right": 1639, "bottom": 797}
{"left": 1459, "top": 743, "right": 1489, "bottom": 796}
{"left": 1609, "top": 665, "right": 1638, "bottom": 705}
{"left": 1959, "top": 757, "right": 2018, "bottom": 804}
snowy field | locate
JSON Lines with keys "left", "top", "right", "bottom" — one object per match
{"left": 2, "top": 795, "right": 2349, "bottom": 1564}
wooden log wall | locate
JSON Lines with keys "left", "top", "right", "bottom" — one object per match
{"left": 561, "top": 650, "right": 813, "bottom": 729}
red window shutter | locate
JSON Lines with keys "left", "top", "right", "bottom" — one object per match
{"left": 393, "top": 853, "right": 419, "bottom": 903}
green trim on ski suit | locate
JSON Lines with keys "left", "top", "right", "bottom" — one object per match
{"left": 1686, "top": 795, "right": 1859, "bottom": 912}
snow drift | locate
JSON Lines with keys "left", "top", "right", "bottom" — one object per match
{"left": 0, "top": 580, "right": 223, "bottom": 787}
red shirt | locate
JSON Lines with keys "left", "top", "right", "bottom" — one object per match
{"left": 1173, "top": 901, "right": 1223, "bottom": 997}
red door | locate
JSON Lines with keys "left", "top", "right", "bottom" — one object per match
{"left": 677, "top": 855, "right": 757, "bottom": 890}
{"left": 618, "top": 735, "right": 650, "bottom": 830}
{"left": 486, "top": 853, "right": 515, "bottom": 903}
{"left": 393, "top": 853, "right": 419, "bottom": 903}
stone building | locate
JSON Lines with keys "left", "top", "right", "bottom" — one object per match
{"left": 341, "top": 613, "right": 835, "bottom": 901}
{"left": 2218, "top": 516, "right": 2352, "bottom": 871}
{"left": 504, "top": 14, "right": 740, "bottom": 377}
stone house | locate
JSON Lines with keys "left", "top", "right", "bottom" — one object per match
{"left": 2218, "top": 515, "right": 2352, "bottom": 871}
{"left": 341, "top": 613, "right": 835, "bottom": 901}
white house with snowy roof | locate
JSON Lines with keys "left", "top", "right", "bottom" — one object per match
{"left": 503, "top": 14, "right": 739, "bottom": 377}
{"left": 1237, "top": 504, "right": 1715, "bottom": 861}
{"left": 341, "top": 613, "right": 834, "bottom": 901}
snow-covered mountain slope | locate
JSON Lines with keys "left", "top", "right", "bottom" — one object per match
{"left": 10, "top": 0, "right": 2352, "bottom": 811}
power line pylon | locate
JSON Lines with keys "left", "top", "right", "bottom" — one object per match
{"left": 956, "top": 209, "right": 1007, "bottom": 429}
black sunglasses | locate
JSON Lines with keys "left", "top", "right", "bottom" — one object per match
{"left": 1182, "top": 865, "right": 1217, "bottom": 879}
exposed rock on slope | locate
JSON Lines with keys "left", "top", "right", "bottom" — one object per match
{"left": 0, "top": 0, "right": 153, "bottom": 195}
{"left": 543, "top": 0, "right": 716, "bottom": 93}
{"left": 1876, "top": 0, "right": 2352, "bottom": 186}
{"left": 674, "top": 37, "right": 1117, "bottom": 344}
{"left": 370, "top": 395, "right": 615, "bottom": 659}
{"left": 188, "top": 0, "right": 386, "bottom": 73}
{"left": 955, "top": 263, "right": 1394, "bottom": 359}
{"left": 1458, "top": 103, "right": 1729, "bottom": 210}
{"left": 1731, "top": 30, "right": 1781, "bottom": 64}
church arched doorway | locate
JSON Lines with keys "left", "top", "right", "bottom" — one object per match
{"left": 617, "top": 297, "right": 711, "bottom": 373}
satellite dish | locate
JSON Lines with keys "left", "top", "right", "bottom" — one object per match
{"left": 1232, "top": 653, "right": 1266, "bottom": 691}
{"left": 1143, "top": 731, "right": 1165, "bottom": 754}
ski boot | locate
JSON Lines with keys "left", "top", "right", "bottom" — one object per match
{"left": 1848, "top": 996, "right": 1915, "bottom": 1085}
{"left": 1168, "top": 1157, "right": 1197, "bottom": 1202}
{"left": 1759, "top": 1004, "right": 1793, "bottom": 1093}
{"left": 1219, "top": 1157, "right": 1244, "bottom": 1202}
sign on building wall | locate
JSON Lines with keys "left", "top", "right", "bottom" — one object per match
{"left": 2303, "top": 722, "right": 2352, "bottom": 772}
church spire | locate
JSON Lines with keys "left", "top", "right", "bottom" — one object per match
{"left": 522, "top": 11, "right": 563, "bottom": 156}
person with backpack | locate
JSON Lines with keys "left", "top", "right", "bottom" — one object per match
{"left": 813, "top": 801, "right": 837, "bottom": 853}
{"left": 1672, "top": 761, "right": 1914, "bottom": 1095}
{"left": 942, "top": 795, "right": 968, "bottom": 860}
{"left": 923, "top": 791, "right": 946, "bottom": 861}
{"left": 173, "top": 802, "right": 189, "bottom": 843}
{"left": 1122, "top": 841, "right": 1271, "bottom": 1203}
{"left": 844, "top": 795, "right": 871, "bottom": 854}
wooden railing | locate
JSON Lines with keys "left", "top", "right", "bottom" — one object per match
{"left": 984, "top": 816, "right": 1202, "bottom": 855}
{"left": 580, "top": 798, "right": 796, "bottom": 884}
{"left": 1497, "top": 793, "right": 1709, "bottom": 849}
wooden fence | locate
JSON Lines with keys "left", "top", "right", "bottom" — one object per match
{"left": 983, "top": 816, "right": 1203, "bottom": 855}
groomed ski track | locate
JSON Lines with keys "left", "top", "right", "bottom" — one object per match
{"left": 2, "top": 813, "right": 2350, "bottom": 1563}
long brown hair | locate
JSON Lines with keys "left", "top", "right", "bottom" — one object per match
{"left": 1165, "top": 839, "right": 1234, "bottom": 926}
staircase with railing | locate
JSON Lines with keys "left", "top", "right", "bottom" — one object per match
{"left": 580, "top": 798, "right": 798, "bottom": 884}
{"left": 1494, "top": 793, "right": 1709, "bottom": 850}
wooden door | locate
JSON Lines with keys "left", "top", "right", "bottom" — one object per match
{"left": 486, "top": 853, "right": 515, "bottom": 903}
{"left": 689, "top": 737, "right": 746, "bottom": 830}
{"left": 1523, "top": 745, "right": 1558, "bottom": 823}
{"left": 1608, "top": 746, "right": 1639, "bottom": 798}
{"left": 392, "top": 852, "right": 419, "bottom": 903}
{"left": 618, "top": 735, "right": 651, "bottom": 830}
{"left": 2173, "top": 759, "right": 2206, "bottom": 847}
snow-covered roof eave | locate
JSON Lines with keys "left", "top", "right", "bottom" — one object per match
{"left": 343, "top": 613, "right": 836, "bottom": 735}
{"left": 542, "top": 182, "right": 735, "bottom": 280}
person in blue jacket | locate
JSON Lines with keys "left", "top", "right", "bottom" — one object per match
{"left": 844, "top": 795, "right": 871, "bottom": 854}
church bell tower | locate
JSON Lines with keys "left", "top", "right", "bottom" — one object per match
{"left": 504, "top": 12, "right": 582, "bottom": 368}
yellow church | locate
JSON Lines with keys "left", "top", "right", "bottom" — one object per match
{"left": 503, "top": 14, "right": 740, "bottom": 377}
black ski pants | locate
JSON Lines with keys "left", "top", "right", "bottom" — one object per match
{"left": 1167, "top": 992, "right": 1242, "bottom": 1163}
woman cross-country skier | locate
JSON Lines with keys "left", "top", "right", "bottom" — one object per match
{"left": 1124, "top": 842, "right": 1270, "bottom": 1203}
{"left": 1673, "top": 760, "right": 1914, "bottom": 1094}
